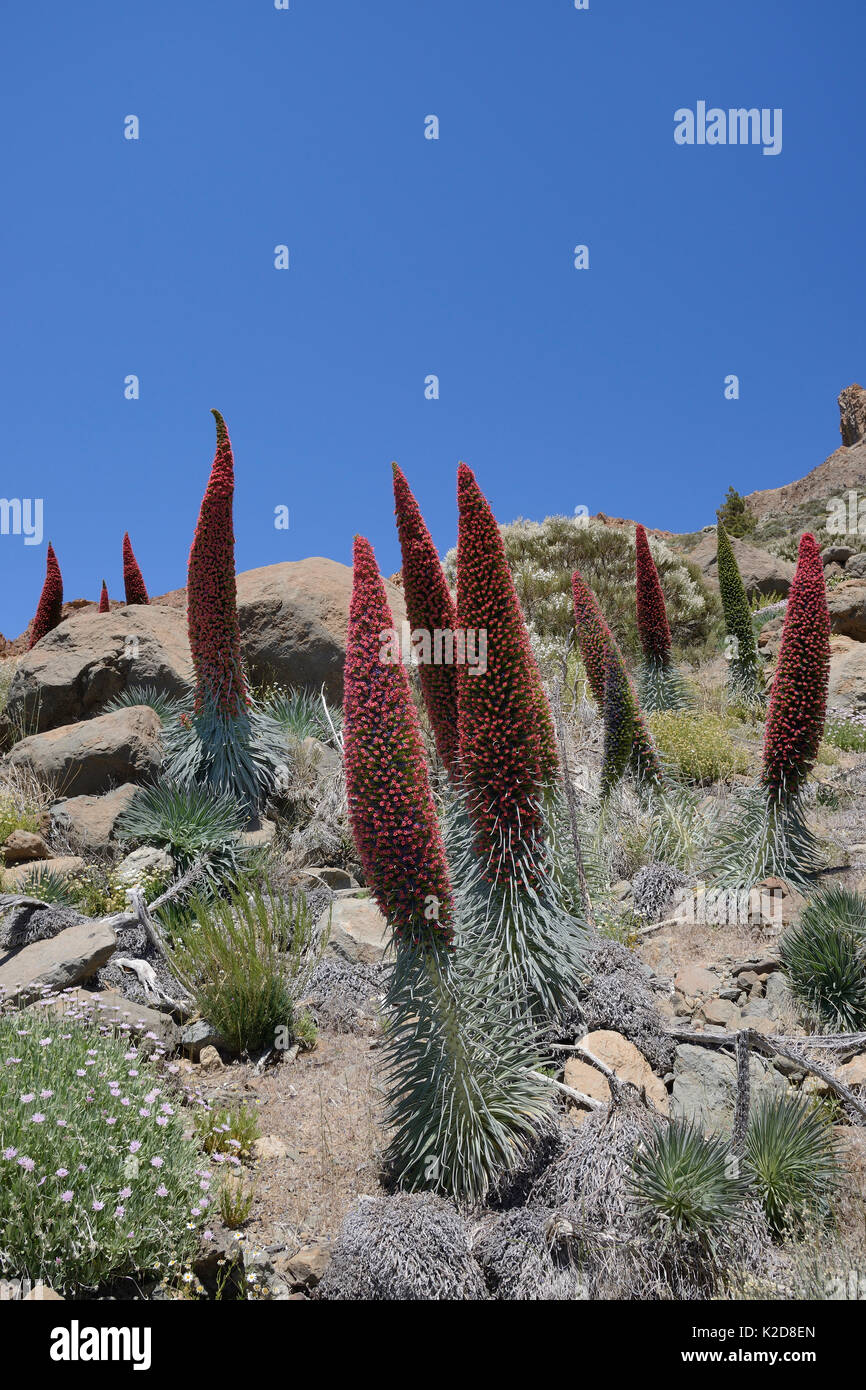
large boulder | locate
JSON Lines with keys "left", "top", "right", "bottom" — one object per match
{"left": 671, "top": 1043, "right": 786, "bottom": 1135}
{"left": 50, "top": 784, "right": 140, "bottom": 851}
{"left": 687, "top": 533, "right": 795, "bottom": 598}
{"left": 827, "top": 580, "right": 866, "bottom": 641}
{"left": 322, "top": 897, "right": 391, "bottom": 964}
{"left": 235, "top": 558, "right": 406, "bottom": 703}
{"left": 846, "top": 553, "right": 866, "bottom": 579}
{"left": 0, "top": 917, "right": 116, "bottom": 1006}
{"left": 828, "top": 636, "right": 866, "bottom": 712}
{"left": 5, "top": 605, "right": 193, "bottom": 734}
{"left": 6, "top": 707, "right": 162, "bottom": 797}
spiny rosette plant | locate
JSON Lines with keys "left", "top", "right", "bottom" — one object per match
{"left": 122, "top": 532, "right": 150, "bottom": 605}
{"left": 98, "top": 580, "right": 110, "bottom": 613}
{"left": 28, "top": 543, "right": 63, "bottom": 649}
{"left": 571, "top": 569, "right": 664, "bottom": 789}
{"left": 453, "top": 466, "right": 587, "bottom": 1018}
{"left": 710, "top": 533, "right": 830, "bottom": 887}
{"left": 164, "top": 411, "right": 282, "bottom": 813}
{"left": 634, "top": 524, "right": 691, "bottom": 712}
{"left": 716, "top": 521, "right": 763, "bottom": 706}
{"left": 0, "top": 1001, "right": 210, "bottom": 1295}
{"left": 343, "top": 534, "right": 550, "bottom": 1202}
{"left": 392, "top": 463, "right": 461, "bottom": 778}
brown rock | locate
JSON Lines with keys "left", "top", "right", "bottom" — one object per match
{"left": 5, "top": 605, "right": 193, "bottom": 734}
{"left": 687, "top": 532, "right": 795, "bottom": 598}
{"left": 839, "top": 1055, "right": 866, "bottom": 1088}
{"left": 0, "top": 917, "right": 116, "bottom": 1005}
{"left": 701, "top": 997, "right": 739, "bottom": 1028}
{"left": 50, "top": 784, "right": 140, "bottom": 851}
{"left": 674, "top": 964, "right": 721, "bottom": 997}
{"left": 3, "top": 855, "right": 85, "bottom": 889}
{"left": 198, "top": 1045, "right": 224, "bottom": 1071}
{"left": 2, "top": 830, "right": 51, "bottom": 865}
{"left": 7, "top": 706, "right": 162, "bottom": 797}
{"left": 827, "top": 580, "right": 866, "bottom": 641}
{"left": 563, "top": 1030, "right": 669, "bottom": 1113}
{"left": 285, "top": 1241, "right": 332, "bottom": 1287}
{"left": 252, "top": 1135, "right": 291, "bottom": 1161}
{"left": 322, "top": 897, "right": 391, "bottom": 964}
{"left": 829, "top": 637, "right": 866, "bottom": 713}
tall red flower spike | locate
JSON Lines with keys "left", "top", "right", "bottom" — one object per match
{"left": 98, "top": 581, "right": 110, "bottom": 613}
{"left": 456, "top": 463, "right": 558, "bottom": 881}
{"left": 122, "top": 533, "right": 150, "bottom": 605}
{"left": 571, "top": 569, "right": 663, "bottom": 786}
{"left": 186, "top": 411, "right": 248, "bottom": 718}
{"left": 635, "top": 523, "right": 673, "bottom": 666}
{"left": 392, "top": 463, "right": 460, "bottom": 778}
{"left": 762, "top": 533, "right": 830, "bottom": 801}
{"left": 28, "top": 543, "right": 63, "bottom": 649}
{"left": 343, "top": 535, "right": 454, "bottom": 948}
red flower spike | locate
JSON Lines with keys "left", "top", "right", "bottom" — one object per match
{"left": 571, "top": 568, "right": 663, "bottom": 787}
{"left": 343, "top": 535, "right": 454, "bottom": 949}
{"left": 122, "top": 533, "right": 150, "bottom": 605}
{"left": 762, "top": 533, "right": 830, "bottom": 800}
{"left": 186, "top": 411, "right": 248, "bottom": 719}
{"left": 635, "top": 523, "right": 673, "bottom": 666}
{"left": 28, "top": 543, "right": 64, "bottom": 649}
{"left": 455, "top": 464, "right": 558, "bottom": 881}
{"left": 98, "top": 580, "right": 110, "bottom": 613}
{"left": 392, "top": 463, "right": 460, "bottom": 777}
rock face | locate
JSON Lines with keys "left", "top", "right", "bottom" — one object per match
{"left": 686, "top": 532, "right": 795, "bottom": 598}
{"left": 235, "top": 558, "right": 406, "bottom": 704}
{"left": 828, "top": 636, "right": 866, "bottom": 712}
{"left": 846, "top": 553, "right": 866, "bottom": 579}
{"left": 6, "top": 706, "right": 163, "bottom": 797}
{"left": 563, "top": 1030, "right": 669, "bottom": 1113}
{"left": 839, "top": 384, "right": 866, "bottom": 448}
{"left": 827, "top": 580, "right": 866, "bottom": 641}
{"left": 671, "top": 1043, "right": 786, "bottom": 1134}
{"left": 322, "top": 897, "right": 391, "bottom": 964}
{"left": 0, "top": 918, "right": 116, "bottom": 1005}
{"left": 50, "top": 784, "right": 140, "bottom": 851}
{"left": 5, "top": 605, "right": 193, "bottom": 734}
{"left": 2, "top": 830, "right": 51, "bottom": 865}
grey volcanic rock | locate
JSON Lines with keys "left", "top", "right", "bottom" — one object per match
{"left": 827, "top": 580, "right": 866, "bottom": 641}
{"left": 687, "top": 532, "right": 795, "bottom": 598}
{"left": 7, "top": 706, "right": 163, "bottom": 796}
{"left": 6, "top": 605, "right": 193, "bottom": 733}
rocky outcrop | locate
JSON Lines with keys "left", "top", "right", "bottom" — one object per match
{"left": 5, "top": 605, "right": 193, "bottom": 734}
{"left": 322, "top": 897, "right": 390, "bottom": 964}
{"left": 0, "top": 917, "right": 116, "bottom": 1005}
{"left": 828, "top": 636, "right": 866, "bottom": 712}
{"left": 686, "top": 531, "right": 795, "bottom": 598}
{"left": 827, "top": 580, "right": 866, "bottom": 641}
{"left": 839, "top": 384, "right": 866, "bottom": 448}
{"left": 671, "top": 1043, "right": 786, "bottom": 1134}
{"left": 6, "top": 706, "right": 162, "bottom": 797}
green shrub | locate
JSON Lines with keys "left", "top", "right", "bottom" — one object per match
{"left": 168, "top": 888, "right": 321, "bottom": 1055}
{"left": 824, "top": 709, "right": 866, "bottom": 753}
{"left": 780, "top": 887, "right": 866, "bottom": 1031}
{"left": 0, "top": 1005, "right": 207, "bottom": 1295}
{"left": 117, "top": 780, "right": 249, "bottom": 895}
{"left": 629, "top": 1119, "right": 752, "bottom": 1248}
{"left": 745, "top": 1094, "right": 838, "bottom": 1235}
{"left": 649, "top": 710, "right": 750, "bottom": 784}
{"left": 104, "top": 684, "right": 188, "bottom": 727}
{"left": 717, "top": 486, "right": 756, "bottom": 538}
{"left": 443, "top": 514, "right": 720, "bottom": 673}
{"left": 0, "top": 799, "right": 41, "bottom": 845}
{"left": 195, "top": 1103, "right": 261, "bottom": 1160}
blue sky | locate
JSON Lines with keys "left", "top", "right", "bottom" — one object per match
{"left": 1, "top": 0, "right": 863, "bottom": 637}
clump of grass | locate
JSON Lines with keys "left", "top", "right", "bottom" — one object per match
{"left": 260, "top": 685, "right": 343, "bottom": 748}
{"left": 649, "top": 710, "right": 750, "bottom": 784}
{"left": 780, "top": 886, "right": 866, "bottom": 1031}
{"left": 218, "top": 1175, "right": 255, "bottom": 1230}
{"left": 0, "top": 1006, "right": 208, "bottom": 1296}
{"left": 104, "top": 684, "right": 189, "bottom": 727}
{"left": 744, "top": 1094, "right": 838, "bottom": 1236}
{"left": 0, "top": 762, "right": 51, "bottom": 843}
{"left": 195, "top": 1103, "right": 261, "bottom": 1160}
{"left": 167, "top": 887, "right": 322, "bottom": 1056}
{"left": 117, "top": 780, "right": 250, "bottom": 895}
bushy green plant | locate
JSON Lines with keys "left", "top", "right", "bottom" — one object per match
{"left": 104, "top": 684, "right": 188, "bottom": 727}
{"left": 824, "top": 708, "right": 866, "bottom": 753}
{"left": 629, "top": 1119, "right": 751, "bottom": 1248}
{"left": 195, "top": 1103, "right": 261, "bottom": 1160}
{"left": 259, "top": 685, "right": 342, "bottom": 748}
{"left": 745, "top": 1094, "right": 838, "bottom": 1235}
{"left": 168, "top": 888, "right": 321, "bottom": 1055}
{"left": 0, "top": 799, "right": 41, "bottom": 845}
{"left": 13, "top": 867, "right": 80, "bottom": 906}
{"left": 780, "top": 886, "right": 866, "bottom": 1031}
{"left": 717, "top": 485, "right": 756, "bottom": 537}
{"left": 117, "top": 780, "right": 249, "bottom": 895}
{"left": 444, "top": 513, "right": 719, "bottom": 674}
{"left": 0, "top": 1007, "right": 206, "bottom": 1295}
{"left": 649, "top": 710, "right": 750, "bottom": 784}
